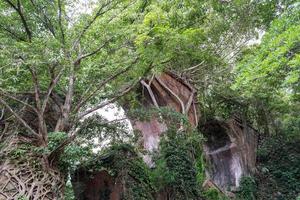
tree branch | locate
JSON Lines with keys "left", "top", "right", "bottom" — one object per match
{"left": 72, "top": 0, "right": 114, "bottom": 49}
{"left": 155, "top": 76, "right": 185, "bottom": 114}
{"left": 0, "top": 108, "right": 4, "bottom": 120}
{"left": 48, "top": 134, "right": 76, "bottom": 167}
{"left": 0, "top": 24, "right": 27, "bottom": 42}
{"left": 73, "top": 65, "right": 134, "bottom": 113}
{"left": 78, "top": 79, "right": 141, "bottom": 119}
{"left": 0, "top": 98, "right": 39, "bottom": 137}
{"left": 29, "top": 0, "right": 56, "bottom": 37}
{"left": 141, "top": 80, "right": 159, "bottom": 107}
{"left": 57, "top": 0, "right": 65, "bottom": 44}
{"left": 184, "top": 92, "right": 195, "bottom": 114}
{"left": 182, "top": 61, "right": 205, "bottom": 73}
{"left": 26, "top": 65, "right": 49, "bottom": 141}
{"left": 192, "top": 101, "right": 198, "bottom": 125}
{"left": 55, "top": 64, "right": 75, "bottom": 132}
{"left": 4, "top": 0, "right": 32, "bottom": 41}
{"left": 73, "top": 37, "right": 113, "bottom": 63}
{"left": 41, "top": 67, "right": 64, "bottom": 114}
{"left": 0, "top": 89, "right": 37, "bottom": 113}
{"left": 27, "top": 66, "right": 42, "bottom": 110}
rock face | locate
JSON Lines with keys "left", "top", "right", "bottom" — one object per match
{"left": 133, "top": 72, "right": 199, "bottom": 154}
{"left": 202, "top": 117, "right": 258, "bottom": 191}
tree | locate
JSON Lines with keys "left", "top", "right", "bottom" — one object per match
{"left": 133, "top": 0, "right": 296, "bottom": 122}
{"left": 0, "top": 0, "right": 145, "bottom": 159}
{"left": 0, "top": 0, "right": 298, "bottom": 198}
{"left": 232, "top": 4, "right": 300, "bottom": 135}
{"left": 0, "top": 0, "right": 152, "bottom": 198}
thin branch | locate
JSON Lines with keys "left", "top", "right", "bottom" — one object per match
{"left": 48, "top": 134, "right": 76, "bottom": 166}
{"left": 182, "top": 61, "right": 205, "bottom": 73}
{"left": 41, "top": 67, "right": 64, "bottom": 114}
{"left": 184, "top": 92, "right": 195, "bottom": 114}
{"left": 0, "top": 122, "right": 8, "bottom": 140}
{"left": 78, "top": 79, "right": 141, "bottom": 119}
{"left": 26, "top": 65, "right": 48, "bottom": 139}
{"left": 192, "top": 101, "right": 198, "bottom": 125}
{"left": 0, "top": 89, "right": 37, "bottom": 113}
{"left": 72, "top": 0, "right": 114, "bottom": 49}
{"left": 0, "top": 108, "right": 4, "bottom": 120}
{"left": 57, "top": 0, "right": 65, "bottom": 44}
{"left": 0, "top": 98, "right": 39, "bottom": 137}
{"left": 29, "top": 0, "right": 56, "bottom": 37}
{"left": 74, "top": 58, "right": 137, "bottom": 113}
{"left": 0, "top": 24, "right": 27, "bottom": 42}
{"left": 27, "top": 66, "right": 42, "bottom": 110}
{"left": 4, "top": 0, "right": 32, "bottom": 41}
{"left": 73, "top": 37, "right": 113, "bottom": 63}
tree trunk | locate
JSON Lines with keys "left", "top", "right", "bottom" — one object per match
{"left": 0, "top": 94, "right": 65, "bottom": 199}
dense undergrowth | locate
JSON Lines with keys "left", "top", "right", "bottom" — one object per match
{"left": 62, "top": 119, "right": 300, "bottom": 200}
{"left": 255, "top": 135, "right": 300, "bottom": 200}
{"left": 151, "top": 128, "right": 203, "bottom": 200}
{"left": 71, "top": 127, "right": 205, "bottom": 200}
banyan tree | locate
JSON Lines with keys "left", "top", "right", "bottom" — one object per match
{"left": 0, "top": 94, "right": 65, "bottom": 199}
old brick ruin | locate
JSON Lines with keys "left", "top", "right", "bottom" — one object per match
{"left": 71, "top": 72, "right": 258, "bottom": 199}
{"left": 201, "top": 117, "right": 257, "bottom": 192}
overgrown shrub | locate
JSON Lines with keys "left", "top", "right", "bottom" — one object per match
{"left": 79, "top": 143, "right": 155, "bottom": 200}
{"left": 255, "top": 136, "right": 300, "bottom": 199}
{"left": 151, "top": 128, "right": 203, "bottom": 200}
{"left": 203, "top": 188, "right": 229, "bottom": 200}
{"left": 236, "top": 176, "right": 257, "bottom": 200}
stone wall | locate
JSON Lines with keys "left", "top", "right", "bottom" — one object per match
{"left": 202, "top": 117, "right": 258, "bottom": 192}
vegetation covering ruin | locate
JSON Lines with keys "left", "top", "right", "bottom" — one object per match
{"left": 0, "top": 0, "right": 299, "bottom": 199}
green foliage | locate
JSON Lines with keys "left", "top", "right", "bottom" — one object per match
{"left": 17, "top": 196, "right": 29, "bottom": 200}
{"left": 82, "top": 143, "right": 155, "bottom": 200}
{"left": 64, "top": 180, "right": 75, "bottom": 200}
{"left": 1, "top": 0, "right": 300, "bottom": 199}
{"left": 48, "top": 132, "right": 68, "bottom": 151}
{"left": 203, "top": 188, "right": 229, "bottom": 200}
{"left": 151, "top": 128, "right": 203, "bottom": 199}
{"left": 255, "top": 136, "right": 300, "bottom": 199}
{"left": 77, "top": 128, "right": 205, "bottom": 200}
{"left": 9, "top": 146, "right": 30, "bottom": 160}
{"left": 233, "top": 4, "right": 300, "bottom": 135}
{"left": 236, "top": 176, "right": 257, "bottom": 200}
{"left": 59, "top": 141, "right": 94, "bottom": 174}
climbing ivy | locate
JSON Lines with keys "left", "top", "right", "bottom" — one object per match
{"left": 203, "top": 188, "right": 229, "bottom": 200}
{"left": 75, "top": 127, "right": 206, "bottom": 200}
{"left": 236, "top": 176, "right": 257, "bottom": 200}
{"left": 151, "top": 128, "right": 204, "bottom": 200}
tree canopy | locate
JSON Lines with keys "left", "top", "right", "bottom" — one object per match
{"left": 0, "top": 0, "right": 299, "bottom": 199}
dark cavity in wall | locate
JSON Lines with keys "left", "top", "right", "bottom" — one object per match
{"left": 202, "top": 120, "right": 231, "bottom": 151}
